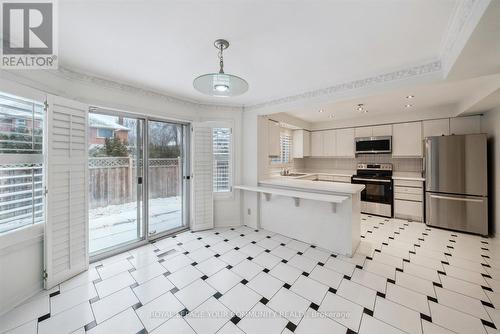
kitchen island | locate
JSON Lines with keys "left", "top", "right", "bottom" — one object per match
{"left": 235, "top": 177, "right": 364, "bottom": 257}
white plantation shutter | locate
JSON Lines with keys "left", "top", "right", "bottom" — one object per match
{"left": 44, "top": 95, "right": 89, "bottom": 289}
{"left": 212, "top": 128, "right": 231, "bottom": 192}
{"left": 191, "top": 124, "right": 213, "bottom": 231}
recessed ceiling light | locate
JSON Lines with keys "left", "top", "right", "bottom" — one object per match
{"left": 356, "top": 104, "right": 364, "bottom": 111}
{"left": 319, "top": 108, "right": 324, "bottom": 113}
{"left": 405, "top": 104, "right": 413, "bottom": 108}
{"left": 328, "top": 114, "right": 334, "bottom": 119}
{"left": 406, "top": 95, "right": 415, "bottom": 99}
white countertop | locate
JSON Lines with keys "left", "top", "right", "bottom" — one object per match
{"left": 259, "top": 177, "right": 365, "bottom": 195}
{"left": 273, "top": 170, "right": 425, "bottom": 182}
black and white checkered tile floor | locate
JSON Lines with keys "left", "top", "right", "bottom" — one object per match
{"left": 2, "top": 214, "right": 500, "bottom": 334}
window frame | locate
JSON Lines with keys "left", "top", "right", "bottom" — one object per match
{"left": 96, "top": 127, "right": 114, "bottom": 139}
{"left": 0, "top": 89, "right": 46, "bottom": 237}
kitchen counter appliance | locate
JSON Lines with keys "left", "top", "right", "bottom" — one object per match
{"left": 424, "top": 134, "right": 488, "bottom": 235}
{"left": 351, "top": 163, "right": 393, "bottom": 217}
{"left": 355, "top": 136, "right": 392, "bottom": 154}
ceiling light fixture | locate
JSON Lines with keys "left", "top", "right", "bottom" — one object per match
{"left": 319, "top": 108, "right": 324, "bottom": 113}
{"left": 405, "top": 104, "right": 413, "bottom": 108}
{"left": 329, "top": 114, "right": 334, "bottom": 119}
{"left": 193, "top": 39, "right": 249, "bottom": 97}
{"left": 356, "top": 104, "right": 365, "bottom": 112}
{"left": 406, "top": 95, "right": 415, "bottom": 99}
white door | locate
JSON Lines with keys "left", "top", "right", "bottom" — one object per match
{"left": 191, "top": 124, "right": 214, "bottom": 231}
{"left": 44, "top": 95, "right": 89, "bottom": 289}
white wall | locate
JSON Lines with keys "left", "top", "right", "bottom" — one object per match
{"left": 0, "top": 225, "right": 44, "bottom": 317}
{"left": 0, "top": 70, "right": 243, "bottom": 315}
{"left": 482, "top": 107, "right": 500, "bottom": 236}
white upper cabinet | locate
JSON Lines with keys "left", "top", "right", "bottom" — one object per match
{"left": 372, "top": 125, "right": 392, "bottom": 137}
{"left": 292, "top": 129, "right": 310, "bottom": 158}
{"left": 450, "top": 115, "right": 481, "bottom": 135}
{"left": 392, "top": 122, "right": 422, "bottom": 157}
{"left": 423, "top": 119, "right": 449, "bottom": 138}
{"left": 355, "top": 125, "right": 391, "bottom": 138}
{"left": 311, "top": 131, "right": 324, "bottom": 157}
{"left": 323, "top": 130, "right": 337, "bottom": 156}
{"left": 268, "top": 120, "right": 281, "bottom": 157}
{"left": 354, "top": 126, "right": 372, "bottom": 138}
{"left": 336, "top": 128, "right": 355, "bottom": 157}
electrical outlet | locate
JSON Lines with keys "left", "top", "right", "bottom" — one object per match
{"left": 247, "top": 208, "right": 251, "bottom": 215}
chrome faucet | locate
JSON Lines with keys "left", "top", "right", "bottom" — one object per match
{"left": 280, "top": 168, "right": 290, "bottom": 176}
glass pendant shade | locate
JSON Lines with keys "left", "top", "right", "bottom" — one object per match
{"left": 193, "top": 39, "right": 249, "bottom": 97}
{"left": 193, "top": 72, "right": 248, "bottom": 97}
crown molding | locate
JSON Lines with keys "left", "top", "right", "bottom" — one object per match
{"left": 52, "top": 66, "right": 243, "bottom": 112}
{"left": 440, "top": 0, "right": 491, "bottom": 75}
{"left": 245, "top": 60, "right": 442, "bottom": 111}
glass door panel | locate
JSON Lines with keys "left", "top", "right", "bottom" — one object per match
{"left": 147, "top": 120, "right": 185, "bottom": 238}
{"left": 88, "top": 113, "right": 144, "bottom": 255}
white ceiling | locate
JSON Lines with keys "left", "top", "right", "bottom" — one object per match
{"left": 284, "top": 73, "right": 500, "bottom": 123}
{"left": 58, "top": 0, "right": 459, "bottom": 106}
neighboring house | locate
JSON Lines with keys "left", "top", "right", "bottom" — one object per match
{"left": 89, "top": 113, "right": 130, "bottom": 145}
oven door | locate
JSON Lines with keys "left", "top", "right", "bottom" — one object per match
{"left": 351, "top": 177, "right": 393, "bottom": 204}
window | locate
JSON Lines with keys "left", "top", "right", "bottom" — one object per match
{"left": 97, "top": 128, "right": 114, "bottom": 138}
{"left": 0, "top": 92, "right": 44, "bottom": 234}
{"left": 271, "top": 133, "right": 292, "bottom": 165}
{"left": 212, "top": 127, "right": 231, "bottom": 192}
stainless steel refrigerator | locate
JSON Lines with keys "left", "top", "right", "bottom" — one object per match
{"left": 424, "top": 134, "right": 488, "bottom": 235}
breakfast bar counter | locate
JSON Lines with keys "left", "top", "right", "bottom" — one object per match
{"left": 235, "top": 178, "right": 364, "bottom": 257}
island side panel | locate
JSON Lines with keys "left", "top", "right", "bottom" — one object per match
{"left": 350, "top": 192, "right": 361, "bottom": 255}
{"left": 259, "top": 194, "right": 356, "bottom": 256}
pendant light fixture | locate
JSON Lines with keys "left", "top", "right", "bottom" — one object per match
{"left": 193, "top": 39, "right": 249, "bottom": 97}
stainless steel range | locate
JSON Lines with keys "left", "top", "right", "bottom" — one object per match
{"left": 351, "top": 163, "right": 393, "bottom": 217}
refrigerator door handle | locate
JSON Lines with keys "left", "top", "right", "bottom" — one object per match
{"left": 428, "top": 194, "right": 484, "bottom": 203}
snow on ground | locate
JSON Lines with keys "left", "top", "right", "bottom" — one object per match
{"left": 89, "top": 196, "right": 182, "bottom": 253}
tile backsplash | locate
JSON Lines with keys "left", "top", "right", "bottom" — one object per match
{"left": 298, "top": 154, "right": 423, "bottom": 172}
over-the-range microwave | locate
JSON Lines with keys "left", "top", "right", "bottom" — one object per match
{"left": 355, "top": 136, "right": 392, "bottom": 154}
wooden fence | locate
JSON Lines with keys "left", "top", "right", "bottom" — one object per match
{"left": 88, "top": 157, "right": 180, "bottom": 209}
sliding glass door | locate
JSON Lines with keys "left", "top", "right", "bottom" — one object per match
{"left": 88, "top": 112, "right": 145, "bottom": 255}
{"left": 147, "top": 120, "right": 188, "bottom": 239}
{"left": 88, "top": 111, "right": 189, "bottom": 257}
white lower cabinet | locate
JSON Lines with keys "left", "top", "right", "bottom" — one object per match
{"left": 394, "top": 200, "right": 423, "bottom": 221}
{"left": 393, "top": 179, "right": 424, "bottom": 222}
